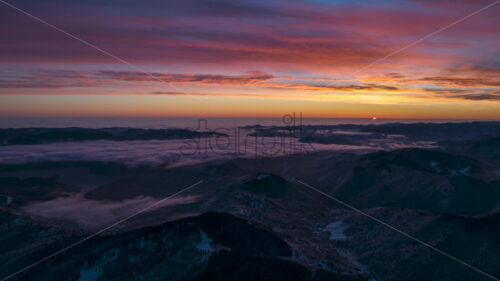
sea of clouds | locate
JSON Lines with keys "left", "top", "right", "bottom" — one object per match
{"left": 0, "top": 136, "right": 371, "bottom": 167}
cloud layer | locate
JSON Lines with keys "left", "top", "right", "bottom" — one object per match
{"left": 0, "top": 0, "right": 499, "bottom": 116}
{"left": 2, "top": 67, "right": 498, "bottom": 101}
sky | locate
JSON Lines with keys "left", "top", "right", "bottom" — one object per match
{"left": 0, "top": 0, "right": 499, "bottom": 119}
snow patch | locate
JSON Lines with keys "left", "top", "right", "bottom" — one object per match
{"left": 197, "top": 230, "right": 213, "bottom": 252}
{"left": 324, "top": 221, "right": 349, "bottom": 241}
{"left": 459, "top": 166, "right": 470, "bottom": 176}
{"left": 430, "top": 161, "right": 442, "bottom": 172}
{"left": 78, "top": 267, "right": 102, "bottom": 281}
{"left": 102, "top": 248, "right": 120, "bottom": 262}
{"left": 451, "top": 166, "right": 471, "bottom": 176}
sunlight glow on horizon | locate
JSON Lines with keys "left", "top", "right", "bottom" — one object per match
{"left": 0, "top": 0, "right": 498, "bottom": 119}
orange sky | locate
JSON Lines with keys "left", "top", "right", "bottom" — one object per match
{"left": 0, "top": 0, "right": 499, "bottom": 119}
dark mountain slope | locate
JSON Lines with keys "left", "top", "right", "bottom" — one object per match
{"left": 0, "top": 176, "right": 79, "bottom": 205}
{"left": 1, "top": 212, "right": 364, "bottom": 281}
{"left": 360, "top": 122, "right": 500, "bottom": 141}
{"left": 439, "top": 136, "right": 500, "bottom": 163}
{"left": 337, "top": 209, "right": 500, "bottom": 281}
{"left": 333, "top": 148, "right": 500, "bottom": 216}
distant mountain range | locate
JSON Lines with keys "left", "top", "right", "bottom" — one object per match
{"left": 0, "top": 127, "right": 225, "bottom": 145}
{"left": 250, "top": 121, "right": 500, "bottom": 145}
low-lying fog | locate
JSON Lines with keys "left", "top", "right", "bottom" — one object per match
{"left": 0, "top": 133, "right": 433, "bottom": 168}
{"left": 22, "top": 194, "right": 200, "bottom": 231}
